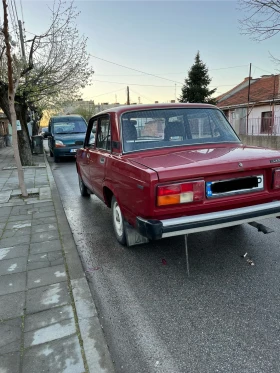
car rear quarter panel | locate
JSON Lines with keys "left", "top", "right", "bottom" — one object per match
{"left": 104, "top": 156, "right": 158, "bottom": 226}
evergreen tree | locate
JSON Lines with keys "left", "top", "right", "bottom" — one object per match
{"left": 179, "top": 52, "right": 217, "bottom": 104}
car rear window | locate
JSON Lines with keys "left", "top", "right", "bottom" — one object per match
{"left": 121, "top": 108, "right": 240, "bottom": 153}
{"left": 53, "top": 120, "right": 87, "bottom": 134}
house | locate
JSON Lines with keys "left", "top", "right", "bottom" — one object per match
{"left": 217, "top": 75, "right": 280, "bottom": 135}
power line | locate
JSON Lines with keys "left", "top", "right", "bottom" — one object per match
{"left": 84, "top": 87, "right": 125, "bottom": 99}
{"left": 253, "top": 65, "right": 276, "bottom": 75}
{"left": 129, "top": 88, "right": 155, "bottom": 103}
{"left": 12, "top": 0, "right": 19, "bottom": 22}
{"left": 93, "top": 65, "right": 248, "bottom": 77}
{"left": 92, "top": 79, "right": 181, "bottom": 87}
{"left": 89, "top": 54, "right": 183, "bottom": 85}
{"left": 92, "top": 79, "right": 237, "bottom": 88}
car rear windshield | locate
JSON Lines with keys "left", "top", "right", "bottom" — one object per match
{"left": 53, "top": 120, "right": 87, "bottom": 134}
{"left": 121, "top": 108, "right": 240, "bottom": 153}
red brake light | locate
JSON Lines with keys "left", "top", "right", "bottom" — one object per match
{"left": 273, "top": 169, "right": 280, "bottom": 189}
{"left": 157, "top": 180, "right": 204, "bottom": 206}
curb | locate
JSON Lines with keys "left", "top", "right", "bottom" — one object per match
{"left": 44, "top": 153, "right": 115, "bottom": 373}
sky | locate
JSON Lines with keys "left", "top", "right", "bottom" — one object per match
{"left": 5, "top": 0, "right": 280, "bottom": 105}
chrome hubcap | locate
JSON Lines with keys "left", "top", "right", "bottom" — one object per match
{"left": 113, "top": 201, "right": 123, "bottom": 237}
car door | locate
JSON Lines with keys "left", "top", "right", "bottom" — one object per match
{"left": 79, "top": 119, "right": 97, "bottom": 188}
{"left": 89, "top": 115, "right": 111, "bottom": 200}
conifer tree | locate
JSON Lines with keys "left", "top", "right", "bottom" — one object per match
{"left": 179, "top": 52, "right": 217, "bottom": 104}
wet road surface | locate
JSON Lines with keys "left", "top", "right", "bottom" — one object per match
{"left": 49, "top": 154, "right": 280, "bottom": 373}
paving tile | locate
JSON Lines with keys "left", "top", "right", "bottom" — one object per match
{"left": 0, "top": 234, "right": 30, "bottom": 248}
{"left": 5, "top": 221, "right": 31, "bottom": 230}
{"left": 30, "top": 240, "right": 62, "bottom": 255}
{"left": 31, "top": 223, "right": 58, "bottom": 234}
{"left": 78, "top": 316, "right": 115, "bottom": 373}
{"left": 0, "top": 256, "right": 27, "bottom": 276}
{"left": 26, "top": 282, "right": 70, "bottom": 314}
{"left": 8, "top": 214, "right": 33, "bottom": 222}
{"left": 27, "top": 199, "right": 52, "bottom": 205}
{"left": 31, "top": 230, "right": 59, "bottom": 243}
{"left": 27, "top": 265, "right": 66, "bottom": 289}
{"left": 22, "top": 335, "right": 84, "bottom": 373}
{"left": 24, "top": 318, "right": 76, "bottom": 347}
{"left": 0, "top": 245, "right": 29, "bottom": 260}
{"left": 33, "top": 211, "right": 56, "bottom": 219}
{"left": 71, "top": 278, "right": 97, "bottom": 319}
{"left": 28, "top": 251, "right": 64, "bottom": 270}
{"left": 0, "top": 216, "right": 9, "bottom": 223}
{"left": 0, "top": 291, "right": 25, "bottom": 319}
{"left": 24, "top": 305, "right": 74, "bottom": 332}
{"left": 32, "top": 216, "right": 57, "bottom": 226}
{"left": 0, "top": 318, "right": 22, "bottom": 354}
{"left": 0, "top": 206, "right": 12, "bottom": 217}
{"left": 0, "top": 272, "right": 26, "bottom": 296}
{"left": 0, "top": 194, "right": 11, "bottom": 204}
{"left": 2, "top": 227, "right": 31, "bottom": 238}
{"left": 0, "top": 352, "right": 20, "bottom": 373}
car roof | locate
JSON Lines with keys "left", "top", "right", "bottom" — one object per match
{"left": 50, "top": 115, "right": 85, "bottom": 122}
{"left": 93, "top": 103, "right": 217, "bottom": 117}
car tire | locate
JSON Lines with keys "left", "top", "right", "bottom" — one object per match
{"left": 78, "top": 175, "right": 90, "bottom": 197}
{"left": 54, "top": 155, "right": 60, "bottom": 163}
{"left": 112, "top": 196, "right": 126, "bottom": 245}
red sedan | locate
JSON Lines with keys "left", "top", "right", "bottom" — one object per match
{"left": 76, "top": 103, "right": 280, "bottom": 247}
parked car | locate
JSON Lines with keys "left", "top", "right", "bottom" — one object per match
{"left": 39, "top": 127, "right": 49, "bottom": 138}
{"left": 76, "top": 103, "right": 280, "bottom": 246}
{"left": 46, "top": 115, "right": 89, "bottom": 162}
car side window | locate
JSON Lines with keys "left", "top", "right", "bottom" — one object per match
{"left": 96, "top": 117, "right": 111, "bottom": 151}
{"left": 84, "top": 119, "right": 97, "bottom": 148}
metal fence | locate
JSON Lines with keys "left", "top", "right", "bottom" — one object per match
{"left": 248, "top": 117, "right": 280, "bottom": 135}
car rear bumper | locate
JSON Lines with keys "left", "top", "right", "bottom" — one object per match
{"left": 136, "top": 201, "right": 280, "bottom": 240}
{"left": 54, "top": 147, "right": 80, "bottom": 157}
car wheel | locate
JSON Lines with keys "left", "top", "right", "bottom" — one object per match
{"left": 54, "top": 155, "right": 60, "bottom": 163}
{"left": 112, "top": 196, "right": 126, "bottom": 245}
{"left": 49, "top": 149, "right": 53, "bottom": 157}
{"left": 78, "top": 175, "right": 90, "bottom": 197}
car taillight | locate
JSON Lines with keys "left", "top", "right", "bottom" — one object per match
{"left": 157, "top": 180, "right": 204, "bottom": 206}
{"left": 273, "top": 169, "right": 280, "bottom": 189}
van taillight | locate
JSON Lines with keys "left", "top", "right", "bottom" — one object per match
{"left": 273, "top": 169, "right": 280, "bottom": 189}
{"left": 157, "top": 180, "right": 204, "bottom": 206}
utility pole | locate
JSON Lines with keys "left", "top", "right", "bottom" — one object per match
{"left": 127, "top": 86, "right": 130, "bottom": 105}
{"left": 18, "top": 20, "right": 26, "bottom": 63}
{"left": 247, "top": 63, "right": 252, "bottom": 135}
{"left": 271, "top": 74, "right": 277, "bottom": 134}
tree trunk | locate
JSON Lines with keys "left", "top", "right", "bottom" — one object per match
{"left": 17, "top": 105, "right": 33, "bottom": 166}
{"left": 0, "top": 83, "right": 33, "bottom": 166}
{"left": 2, "top": 0, "right": 28, "bottom": 197}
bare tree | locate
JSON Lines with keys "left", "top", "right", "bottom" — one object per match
{"left": 2, "top": 0, "right": 27, "bottom": 196}
{"left": 239, "top": 0, "right": 280, "bottom": 40}
{"left": 0, "top": 0, "right": 94, "bottom": 165}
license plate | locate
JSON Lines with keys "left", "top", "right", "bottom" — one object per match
{"left": 70, "top": 149, "right": 77, "bottom": 153}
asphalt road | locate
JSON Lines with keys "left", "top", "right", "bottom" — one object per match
{"left": 48, "top": 150, "right": 280, "bottom": 373}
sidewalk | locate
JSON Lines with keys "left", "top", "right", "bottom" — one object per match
{"left": 0, "top": 147, "right": 115, "bottom": 373}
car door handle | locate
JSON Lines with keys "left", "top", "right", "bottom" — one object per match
{"left": 100, "top": 157, "right": 105, "bottom": 164}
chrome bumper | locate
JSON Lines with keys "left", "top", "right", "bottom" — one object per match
{"left": 136, "top": 201, "right": 280, "bottom": 240}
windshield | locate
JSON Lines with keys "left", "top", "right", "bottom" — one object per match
{"left": 121, "top": 108, "right": 240, "bottom": 153}
{"left": 53, "top": 120, "right": 87, "bottom": 134}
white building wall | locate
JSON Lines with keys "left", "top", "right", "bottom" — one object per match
{"left": 248, "top": 104, "right": 280, "bottom": 135}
